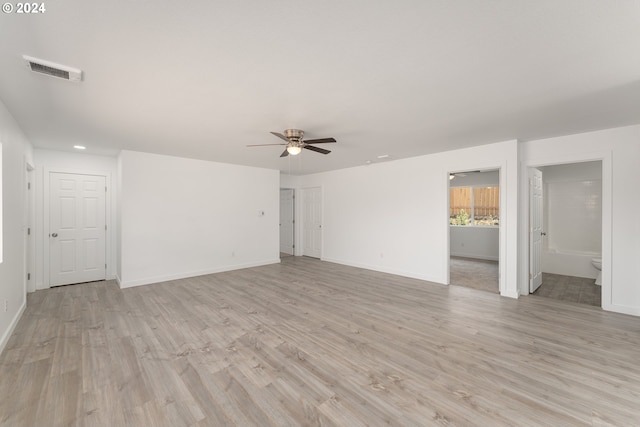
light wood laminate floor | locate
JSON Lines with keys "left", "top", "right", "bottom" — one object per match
{"left": 1, "top": 257, "right": 639, "bottom": 426}
{"left": 449, "top": 257, "right": 499, "bottom": 294}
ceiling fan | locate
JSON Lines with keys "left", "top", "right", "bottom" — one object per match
{"left": 449, "top": 170, "right": 481, "bottom": 180}
{"left": 247, "top": 129, "right": 337, "bottom": 157}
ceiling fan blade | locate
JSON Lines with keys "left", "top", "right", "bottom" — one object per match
{"left": 303, "top": 145, "right": 331, "bottom": 155}
{"left": 280, "top": 149, "right": 290, "bottom": 157}
{"left": 303, "top": 137, "right": 336, "bottom": 144}
{"left": 271, "top": 132, "right": 290, "bottom": 142}
{"left": 247, "top": 143, "right": 287, "bottom": 147}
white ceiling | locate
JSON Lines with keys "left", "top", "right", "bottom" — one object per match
{"left": 1, "top": 1, "right": 639, "bottom": 175}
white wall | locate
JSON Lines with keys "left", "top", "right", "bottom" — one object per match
{"left": 32, "top": 149, "right": 118, "bottom": 289}
{"left": 520, "top": 124, "right": 640, "bottom": 316}
{"left": 280, "top": 173, "right": 300, "bottom": 189}
{"left": 541, "top": 161, "right": 602, "bottom": 278}
{"left": 0, "top": 98, "right": 33, "bottom": 354}
{"left": 295, "top": 140, "right": 519, "bottom": 298}
{"left": 118, "top": 150, "right": 280, "bottom": 288}
{"left": 450, "top": 227, "right": 499, "bottom": 261}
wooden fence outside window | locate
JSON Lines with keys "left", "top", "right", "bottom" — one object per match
{"left": 450, "top": 186, "right": 499, "bottom": 225}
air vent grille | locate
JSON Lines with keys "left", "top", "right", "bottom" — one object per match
{"left": 22, "top": 55, "right": 82, "bottom": 82}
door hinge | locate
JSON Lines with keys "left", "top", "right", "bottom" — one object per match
{"left": 27, "top": 182, "right": 31, "bottom": 190}
{"left": 27, "top": 227, "right": 31, "bottom": 235}
{"left": 27, "top": 273, "right": 31, "bottom": 280}
{"left": 105, "top": 263, "right": 107, "bottom": 269}
{"left": 105, "top": 186, "right": 107, "bottom": 192}
{"left": 105, "top": 224, "right": 107, "bottom": 230}
{"left": 293, "top": 244, "right": 295, "bottom": 248}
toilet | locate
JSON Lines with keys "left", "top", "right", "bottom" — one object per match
{"left": 591, "top": 258, "right": 602, "bottom": 286}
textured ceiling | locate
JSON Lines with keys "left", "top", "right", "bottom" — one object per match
{"left": 1, "top": 0, "right": 639, "bottom": 174}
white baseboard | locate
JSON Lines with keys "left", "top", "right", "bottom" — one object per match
{"left": 118, "top": 259, "right": 281, "bottom": 289}
{"left": 321, "top": 257, "right": 445, "bottom": 285}
{"left": 450, "top": 252, "right": 499, "bottom": 262}
{"left": 0, "top": 299, "right": 26, "bottom": 356}
{"left": 603, "top": 302, "right": 640, "bottom": 317}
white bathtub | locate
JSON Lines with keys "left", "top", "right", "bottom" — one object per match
{"left": 542, "top": 248, "right": 600, "bottom": 279}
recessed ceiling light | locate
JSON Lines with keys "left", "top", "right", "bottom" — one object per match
{"left": 73, "top": 145, "right": 86, "bottom": 150}
{"left": 377, "top": 154, "right": 389, "bottom": 159}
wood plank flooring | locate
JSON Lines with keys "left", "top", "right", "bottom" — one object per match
{"left": 449, "top": 257, "right": 499, "bottom": 294}
{"left": 1, "top": 256, "right": 639, "bottom": 426}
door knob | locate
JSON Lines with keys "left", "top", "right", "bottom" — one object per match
{"left": 541, "top": 232, "right": 547, "bottom": 236}
{"left": 51, "top": 233, "right": 58, "bottom": 237}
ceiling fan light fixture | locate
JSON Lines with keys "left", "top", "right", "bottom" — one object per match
{"left": 287, "top": 145, "right": 302, "bottom": 155}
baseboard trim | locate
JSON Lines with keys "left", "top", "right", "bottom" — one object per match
{"left": 603, "top": 303, "right": 640, "bottom": 317}
{"left": 118, "top": 259, "right": 281, "bottom": 289}
{"left": 450, "top": 253, "right": 499, "bottom": 262}
{"left": 321, "top": 257, "right": 445, "bottom": 285}
{"left": 0, "top": 299, "right": 26, "bottom": 356}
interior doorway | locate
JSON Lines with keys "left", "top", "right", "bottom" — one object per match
{"left": 279, "top": 188, "right": 295, "bottom": 257}
{"left": 527, "top": 161, "right": 603, "bottom": 307}
{"left": 448, "top": 169, "right": 500, "bottom": 294}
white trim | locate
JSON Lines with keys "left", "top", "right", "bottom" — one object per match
{"left": 42, "top": 167, "right": 113, "bottom": 289}
{"left": 119, "top": 259, "right": 280, "bottom": 289}
{"left": 519, "top": 151, "right": 612, "bottom": 311}
{"left": 24, "top": 159, "right": 35, "bottom": 293}
{"left": 322, "top": 257, "right": 444, "bottom": 285}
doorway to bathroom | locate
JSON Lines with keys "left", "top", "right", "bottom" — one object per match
{"left": 528, "top": 161, "right": 603, "bottom": 307}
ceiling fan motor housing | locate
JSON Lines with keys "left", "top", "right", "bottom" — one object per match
{"left": 284, "top": 129, "right": 304, "bottom": 143}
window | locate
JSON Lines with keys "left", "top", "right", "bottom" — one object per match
{"left": 450, "top": 186, "right": 499, "bottom": 226}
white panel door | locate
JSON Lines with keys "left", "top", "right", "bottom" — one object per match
{"left": 302, "top": 187, "right": 322, "bottom": 258}
{"left": 280, "top": 189, "right": 295, "bottom": 255}
{"left": 50, "top": 173, "right": 106, "bottom": 286}
{"left": 529, "top": 168, "right": 543, "bottom": 293}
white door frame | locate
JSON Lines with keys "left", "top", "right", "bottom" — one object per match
{"left": 42, "top": 167, "right": 112, "bottom": 289}
{"left": 24, "top": 160, "right": 35, "bottom": 293}
{"left": 519, "top": 153, "right": 611, "bottom": 310}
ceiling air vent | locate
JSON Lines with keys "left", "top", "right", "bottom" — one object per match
{"left": 23, "top": 55, "right": 82, "bottom": 82}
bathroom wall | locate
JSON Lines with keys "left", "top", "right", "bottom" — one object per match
{"left": 541, "top": 161, "right": 601, "bottom": 278}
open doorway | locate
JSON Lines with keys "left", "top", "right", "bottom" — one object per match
{"left": 279, "top": 188, "right": 295, "bottom": 258}
{"left": 448, "top": 169, "right": 500, "bottom": 294}
{"left": 528, "top": 161, "right": 603, "bottom": 307}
